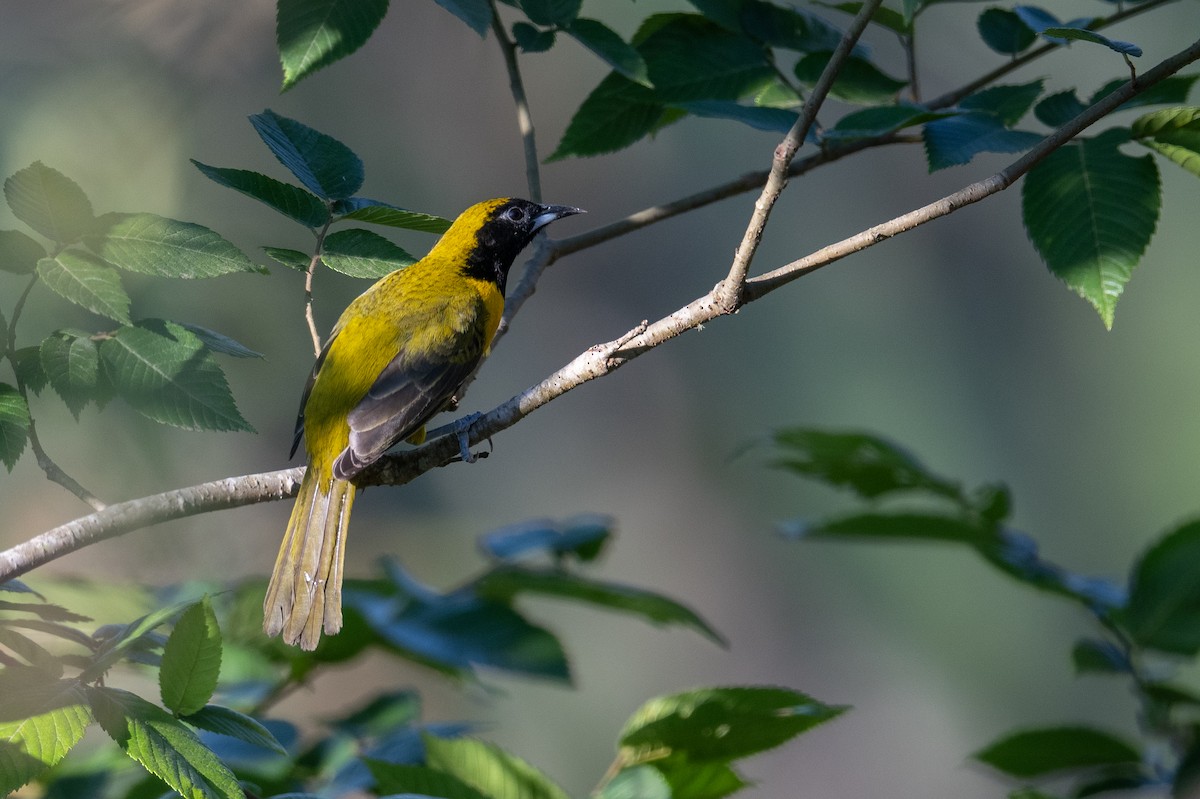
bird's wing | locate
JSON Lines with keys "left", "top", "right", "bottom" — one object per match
{"left": 335, "top": 321, "right": 488, "bottom": 479}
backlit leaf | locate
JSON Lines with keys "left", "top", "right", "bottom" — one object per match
{"left": 424, "top": 735, "right": 571, "bottom": 799}
{"left": 3, "top": 162, "right": 93, "bottom": 243}
{"left": 0, "top": 384, "right": 30, "bottom": 471}
{"left": 1132, "top": 106, "right": 1200, "bottom": 178}
{"left": 0, "top": 670, "right": 92, "bottom": 795}
{"left": 40, "top": 329, "right": 102, "bottom": 418}
{"left": 36, "top": 252, "right": 132, "bottom": 325}
{"left": 160, "top": 597, "right": 222, "bottom": 717}
{"left": 85, "top": 213, "right": 258, "bottom": 279}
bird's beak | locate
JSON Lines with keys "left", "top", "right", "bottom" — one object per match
{"left": 532, "top": 204, "right": 585, "bottom": 231}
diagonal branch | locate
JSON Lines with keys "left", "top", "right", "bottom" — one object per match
{"left": 3, "top": 36, "right": 1198, "bottom": 585}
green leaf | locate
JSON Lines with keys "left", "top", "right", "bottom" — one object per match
{"left": 334, "top": 197, "right": 452, "bottom": 232}
{"left": 1035, "top": 89, "right": 1088, "bottom": 127}
{"left": 566, "top": 18, "right": 650, "bottom": 86}
{"left": 89, "top": 686, "right": 242, "bottom": 799}
{"left": 787, "top": 511, "right": 986, "bottom": 544}
{"left": 0, "top": 383, "right": 30, "bottom": 471}
{"left": 0, "top": 229, "right": 47, "bottom": 274}
{"left": 99, "top": 319, "right": 254, "bottom": 432}
{"left": 0, "top": 670, "right": 92, "bottom": 796}
{"left": 190, "top": 160, "right": 328, "bottom": 228}
{"left": 973, "top": 726, "right": 1140, "bottom": 778}
{"left": 650, "top": 759, "right": 747, "bottom": 799}
{"left": 479, "top": 515, "right": 612, "bottom": 562}
{"left": 181, "top": 705, "right": 286, "bottom": 754}
{"left": 322, "top": 228, "right": 415, "bottom": 278}
{"left": 599, "top": 766, "right": 672, "bottom": 799}
{"left": 3, "top": 162, "right": 94, "bottom": 243}
{"left": 0, "top": 626, "right": 61, "bottom": 673}
{"left": 424, "top": 734, "right": 572, "bottom": 799}
{"left": 674, "top": 100, "right": 798, "bottom": 132}
{"left": 923, "top": 113, "right": 1042, "bottom": 170}
{"left": 977, "top": 8, "right": 1036, "bottom": 54}
{"left": 1071, "top": 639, "right": 1129, "bottom": 674}
{"left": 640, "top": 15, "right": 773, "bottom": 104}
{"left": 178, "top": 323, "right": 264, "bottom": 359}
{"left": 263, "top": 246, "right": 312, "bottom": 272}
{"left": 824, "top": 104, "right": 953, "bottom": 142}
{"left": 85, "top": 212, "right": 258, "bottom": 279}
{"left": 794, "top": 52, "right": 907, "bottom": 104}
{"left": 550, "top": 72, "right": 668, "bottom": 160}
{"left": 433, "top": 0, "right": 494, "bottom": 37}
{"left": 249, "top": 109, "right": 364, "bottom": 199}
{"left": 12, "top": 348, "right": 46, "bottom": 394}
{"left": 1022, "top": 128, "right": 1160, "bottom": 329}
{"left": 1092, "top": 75, "right": 1199, "bottom": 110}
{"left": 812, "top": 1, "right": 910, "bottom": 35}
{"left": 960, "top": 80, "right": 1044, "bottom": 126}
{"left": 0, "top": 600, "right": 89, "bottom": 623}
{"left": 477, "top": 566, "right": 725, "bottom": 645}
{"left": 80, "top": 599, "right": 194, "bottom": 683}
{"left": 40, "top": 330, "right": 102, "bottom": 418}
{"left": 1041, "top": 27, "right": 1141, "bottom": 57}
{"left": 160, "top": 597, "right": 222, "bottom": 717}
{"left": 739, "top": 0, "right": 847, "bottom": 53}
{"left": 1124, "top": 519, "right": 1200, "bottom": 654}
{"left": 277, "top": 0, "right": 390, "bottom": 90}
{"left": 620, "top": 687, "right": 847, "bottom": 763}
{"left": 1132, "top": 106, "right": 1200, "bottom": 178}
{"left": 329, "top": 690, "right": 419, "bottom": 736}
{"left": 517, "top": 0, "right": 580, "bottom": 27}
{"left": 368, "top": 760, "right": 491, "bottom": 799}
{"left": 36, "top": 251, "right": 132, "bottom": 324}
{"left": 772, "top": 428, "right": 963, "bottom": 500}
{"left": 513, "top": 21, "right": 556, "bottom": 52}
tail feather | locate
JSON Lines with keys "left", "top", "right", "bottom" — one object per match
{"left": 264, "top": 470, "right": 355, "bottom": 650}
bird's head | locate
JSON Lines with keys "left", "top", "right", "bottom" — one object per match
{"left": 447, "top": 198, "right": 584, "bottom": 291}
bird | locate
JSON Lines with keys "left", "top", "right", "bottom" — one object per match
{"left": 263, "top": 197, "right": 584, "bottom": 650}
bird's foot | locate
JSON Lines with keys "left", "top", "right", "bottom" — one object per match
{"left": 451, "top": 412, "right": 482, "bottom": 463}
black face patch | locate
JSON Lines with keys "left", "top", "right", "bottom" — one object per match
{"left": 462, "top": 199, "right": 548, "bottom": 291}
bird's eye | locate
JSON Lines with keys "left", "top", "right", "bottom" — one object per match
{"left": 504, "top": 206, "right": 526, "bottom": 223}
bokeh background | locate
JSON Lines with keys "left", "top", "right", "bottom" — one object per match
{"left": 3, "top": 1, "right": 1199, "bottom": 796}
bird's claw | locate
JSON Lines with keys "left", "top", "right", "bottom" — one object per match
{"left": 452, "top": 412, "right": 482, "bottom": 463}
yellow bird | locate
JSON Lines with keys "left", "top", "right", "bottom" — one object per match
{"left": 264, "top": 198, "right": 583, "bottom": 649}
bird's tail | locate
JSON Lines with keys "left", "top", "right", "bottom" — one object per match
{"left": 263, "top": 469, "right": 356, "bottom": 650}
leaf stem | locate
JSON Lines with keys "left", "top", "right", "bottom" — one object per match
{"left": 305, "top": 217, "right": 335, "bottom": 357}
{"left": 491, "top": 3, "right": 541, "bottom": 203}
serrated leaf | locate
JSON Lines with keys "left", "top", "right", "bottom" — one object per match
{"left": 974, "top": 726, "right": 1139, "bottom": 777}
{"left": 333, "top": 197, "right": 451, "bottom": 232}
{"left": 263, "top": 246, "right": 312, "bottom": 272}
{"left": 3, "top": 162, "right": 94, "bottom": 243}
{"left": 1124, "top": 519, "right": 1200, "bottom": 654}
{"left": 478, "top": 566, "right": 725, "bottom": 645}
{"left": 740, "top": 0, "right": 848, "bottom": 53}
{"left": 178, "top": 323, "right": 264, "bottom": 359}
{"left": 566, "top": 18, "right": 650, "bottom": 86}
{"left": 368, "top": 760, "right": 491, "bottom": 799}
{"left": 190, "top": 160, "right": 328, "bottom": 228}
{"left": 812, "top": 1, "right": 910, "bottom": 34}
{"left": 1092, "top": 76, "right": 1199, "bottom": 110}
{"left": 322, "top": 228, "right": 414, "bottom": 278}
{"left": 0, "top": 383, "right": 30, "bottom": 471}
{"left": 424, "top": 735, "right": 572, "bottom": 799}
{"left": 794, "top": 52, "right": 907, "bottom": 105}
{"left": 85, "top": 212, "right": 258, "bottom": 279}
{"left": 433, "top": 0, "right": 493, "bottom": 36}
{"left": 1035, "top": 89, "right": 1088, "bottom": 127}
{"left": 0, "top": 670, "right": 92, "bottom": 795}
{"left": 674, "top": 100, "right": 798, "bottom": 132}
{"left": 277, "top": 0, "right": 390, "bottom": 90}
{"left": 89, "top": 686, "right": 242, "bottom": 799}
{"left": 0, "top": 229, "right": 47, "bottom": 274}
{"left": 0, "top": 626, "right": 61, "bottom": 673}
{"left": 99, "top": 320, "right": 253, "bottom": 432}
{"left": 250, "top": 110, "right": 364, "bottom": 199}
{"left": 1132, "top": 106, "right": 1200, "bottom": 178}
{"left": 80, "top": 599, "right": 193, "bottom": 683}
{"left": 924, "top": 113, "right": 1042, "bottom": 170}
{"left": 1022, "top": 129, "right": 1160, "bottom": 328}
{"left": 642, "top": 15, "right": 773, "bottom": 104}
{"left": 518, "top": 0, "right": 580, "bottom": 27}
{"left": 960, "top": 80, "right": 1044, "bottom": 126}
{"left": 772, "top": 428, "right": 963, "bottom": 500}
{"left": 0, "top": 600, "right": 89, "bottom": 623}
{"left": 977, "top": 8, "right": 1036, "bottom": 54}
{"left": 36, "top": 252, "right": 132, "bottom": 325}
{"left": 40, "top": 330, "right": 102, "bottom": 419}
{"left": 824, "top": 104, "right": 954, "bottom": 141}
{"left": 160, "top": 597, "right": 222, "bottom": 717}
{"left": 12, "top": 348, "right": 46, "bottom": 394}
{"left": 513, "top": 21, "right": 556, "bottom": 52}
{"left": 1041, "top": 27, "right": 1141, "bottom": 56}
{"left": 550, "top": 72, "right": 668, "bottom": 160}
{"left": 182, "top": 705, "right": 286, "bottom": 754}
{"left": 620, "top": 687, "right": 847, "bottom": 763}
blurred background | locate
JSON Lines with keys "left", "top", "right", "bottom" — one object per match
{"left": 2, "top": 1, "right": 1199, "bottom": 796}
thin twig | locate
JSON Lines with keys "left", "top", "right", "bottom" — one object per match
{"left": 491, "top": 3, "right": 541, "bottom": 202}
{"left": 714, "top": 0, "right": 883, "bottom": 312}
{"left": 304, "top": 218, "right": 335, "bottom": 357}
{"left": 24, "top": 416, "right": 106, "bottom": 512}
{"left": 3, "top": 36, "right": 1197, "bottom": 585}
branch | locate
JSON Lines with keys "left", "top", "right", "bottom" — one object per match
{"left": 491, "top": 3, "right": 541, "bottom": 202}
{"left": 714, "top": 0, "right": 882, "bottom": 311}
{"left": 4, "top": 36, "right": 1197, "bottom": 585}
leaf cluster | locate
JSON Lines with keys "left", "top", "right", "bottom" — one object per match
{"left": 773, "top": 427, "right": 1200, "bottom": 797}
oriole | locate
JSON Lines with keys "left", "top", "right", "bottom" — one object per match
{"left": 264, "top": 197, "right": 583, "bottom": 649}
